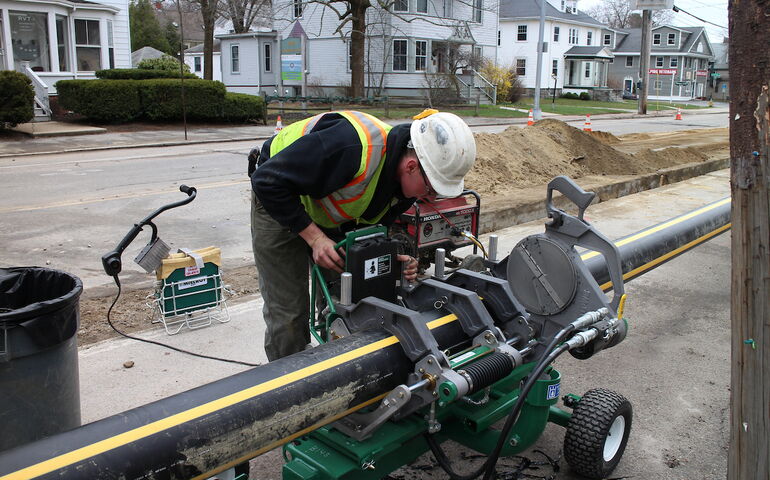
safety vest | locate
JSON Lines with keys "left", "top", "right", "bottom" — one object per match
{"left": 269, "top": 111, "right": 393, "bottom": 229}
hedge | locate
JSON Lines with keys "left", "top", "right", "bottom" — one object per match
{"left": 96, "top": 68, "right": 198, "bottom": 80}
{"left": 55, "top": 78, "right": 265, "bottom": 123}
{"left": 141, "top": 79, "right": 226, "bottom": 120}
{"left": 222, "top": 92, "right": 265, "bottom": 122}
{"left": 0, "top": 70, "right": 35, "bottom": 128}
{"left": 57, "top": 79, "right": 142, "bottom": 122}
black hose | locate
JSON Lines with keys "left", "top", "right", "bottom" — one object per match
{"left": 426, "top": 326, "right": 576, "bottom": 480}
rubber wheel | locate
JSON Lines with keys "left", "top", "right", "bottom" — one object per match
{"left": 564, "top": 388, "right": 632, "bottom": 479}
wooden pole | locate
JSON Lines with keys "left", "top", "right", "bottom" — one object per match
{"left": 728, "top": 0, "right": 770, "bottom": 475}
{"left": 637, "top": 10, "right": 651, "bottom": 115}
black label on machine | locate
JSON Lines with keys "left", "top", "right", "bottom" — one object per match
{"left": 348, "top": 236, "right": 399, "bottom": 303}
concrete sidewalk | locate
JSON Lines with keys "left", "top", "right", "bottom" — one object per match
{"left": 1, "top": 106, "right": 728, "bottom": 158}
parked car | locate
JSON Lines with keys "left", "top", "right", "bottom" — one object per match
{"left": 622, "top": 90, "right": 638, "bottom": 100}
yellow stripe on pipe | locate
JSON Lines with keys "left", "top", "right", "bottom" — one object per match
{"left": 1, "top": 316, "right": 456, "bottom": 480}
{"left": 598, "top": 223, "right": 731, "bottom": 291}
{"left": 581, "top": 197, "right": 730, "bottom": 262}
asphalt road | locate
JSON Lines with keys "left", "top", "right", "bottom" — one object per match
{"left": 0, "top": 112, "right": 729, "bottom": 291}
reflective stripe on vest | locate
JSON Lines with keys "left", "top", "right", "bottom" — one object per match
{"left": 268, "top": 111, "right": 392, "bottom": 228}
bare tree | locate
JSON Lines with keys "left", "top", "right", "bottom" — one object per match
{"left": 226, "top": 0, "right": 271, "bottom": 33}
{"left": 585, "top": 0, "right": 672, "bottom": 29}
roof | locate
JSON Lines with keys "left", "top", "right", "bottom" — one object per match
{"left": 614, "top": 25, "right": 711, "bottom": 56}
{"left": 711, "top": 42, "right": 728, "bottom": 68}
{"left": 499, "top": 0, "right": 605, "bottom": 27}
{"left": 131, "top": 46, "right": 171, "bottom": 67}
{"left": 564, "top": 46, "right": 614, "bottom": 58}
{"left": 184, "top": 39, "right": 221, "bottom": 54}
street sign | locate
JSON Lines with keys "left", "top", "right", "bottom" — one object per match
{"left": 675, "top": 81, "right": 689, "bottom": 86}
{"left": 630, "top": 0, "right": 674, "bottom": 10}
{"left": 649, "top": 68, "right": 677, "bottom": 75}
{"left": 711, "top": 72, "right": 721, "bottom": 78}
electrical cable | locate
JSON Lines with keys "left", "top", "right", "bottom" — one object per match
{"left": 460, "top": 231, "right": 488, "bottom": 258}
{"left": 106, "top": 275, "right": 261, "bottom": 367}
{"left": 672, "top": 5, "right": 728, "bottom": 29}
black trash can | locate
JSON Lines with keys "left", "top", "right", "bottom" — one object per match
{"left": 0, "top": 267, "right": 82, "bottom": 452}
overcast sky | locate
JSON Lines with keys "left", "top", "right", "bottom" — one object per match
{"left": 578, "top": 0, "right": 729, "bottom": 44}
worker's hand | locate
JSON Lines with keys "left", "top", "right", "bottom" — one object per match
{"left": 311, "top": 235, "right": 345, "bottom": 273}
{"left": 398, "top": 254, "right": 419, "bottom": 283}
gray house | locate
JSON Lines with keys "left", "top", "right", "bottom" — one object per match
{"left": 707, "top": 39, "right": 728, "bottom": 101}
{"left": 608, "top": 25, "right": 714, "bottom": 101}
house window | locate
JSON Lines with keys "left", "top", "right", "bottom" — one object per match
{"left": 603, "top": 33, "right": 611, "bottom": 46}
{"left": 568, "top": 28, "right": 578, "bottom": 44}
{"left": 653, "top": 33, "right": 661, "bottom": 45}
{"left": 653, "top": 79, "right": 663, "bottom": 90}
{"left": 107, "top": 20, "right": 114, "bottom": 69}
{"left": 194, "top": 56, "right": 201, "bottom": 72}
{"left": 584, "top": 62, "right": 591, "bottom": 78}
{"left": 668, "top": 33, "right": 676, "bottom": 45}
{"left": 553, "top": 26, "right": 560, "bottom": 42}
{"left": 516, "top": 58, "right": 526, "bottom": 76}
{"left": 392, "top": 39, "right": 407, "bottom": 71}
{"left": 416, "top": 0, "right": 428, "bottom": 13}
{"left": 443, "top": 0, "right": 453, "bottom": 17}
{"left": 552, "top": 59, "right": 558, "bottom": 76}
{"left": 74, "top": 19, "right": 101, "bottom": 71}
{"left": 415, "top": 40, "right": 428, "bottom": 71}
{"left": 656, "top": 56, "right": 664, "bottom": 67}
{"left": 670, "top": 56, "right": 678, "bottom": 68}
{"left": 10, "top": 11, "right": 51, "bottom": 72}
{"left": 586, "top": 31, "right": 592, "bottom": 45}
{"left": 473, "top": 0, "right": 482, "bottom": 22}
{"left": 497, "top": 31, "right": 501, "bottom": 46}
{"left": 626, "top": 56, "right": 633, "bottom": 67}
{"left": 55, "top": 15, "right": 70, "bottom": 72}
{"left": 264, "top": 43, "right": 272, "bottom": 72}
{"left": 293, "top": 0, "right": 303, "bottom": 18}
{"left": 231, "top": 44, "right": 240, "bottom": 73}
{"left": 518, "top": 25, "right": 527, "bottom": 41}
{"left": 393, "top": 0, "right": 408, "bottom": 11}
{"left": 561, "top": 0, "right": 565, "bottom": 10}
{"left": 347, "top": 42, "right": 352, "bottom": 71}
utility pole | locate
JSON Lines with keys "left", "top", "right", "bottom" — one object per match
{"left": 728, "top": 0, "right": 770, "bottom": 475}
{"left": 532, "top": 0, "right": 546, "bottom": 120}
{"left": 637, "top": 9, "right": 651, "bottom": 114}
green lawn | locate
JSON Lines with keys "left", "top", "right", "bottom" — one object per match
{"left": 503, "top": 96, "right": 709, "bottom": 115}
{"left": 267, "top": 104, "right": 528, "bottom": 120}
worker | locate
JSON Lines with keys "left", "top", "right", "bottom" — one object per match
{"left": 248, "top": 109, "right": 476, "bottom": 361}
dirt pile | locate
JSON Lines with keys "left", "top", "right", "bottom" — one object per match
{"left": 467, "top": 119, "right": 708, "bottom": 197}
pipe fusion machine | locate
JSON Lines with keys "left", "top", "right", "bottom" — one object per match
{"left": 296, "top": 176, "right": 632, "bottom": 480}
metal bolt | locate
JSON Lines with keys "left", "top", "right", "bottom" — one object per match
{"left": 485, "top": 333, "right": 494, "bottom": 344}
{"left": 398, "top": 391, "right": 405, "bottom": 398}
{"left": 361, "top": 460, "right": 376, "bottom": 470}
{"left": 419, "top": 368, "right": 425, "bottom": 373}
{"left": 432, "top": 391, "right": 438, "bottom": 397}
{"left": 509, "top": 438, "right": 518, "bottom": 447}
{"left": 427, "top": 358, "right": 433, "bottom": 364}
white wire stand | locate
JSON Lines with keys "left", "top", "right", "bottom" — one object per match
{"left": 150, "top": 271, "right": 232, "bottom": 335}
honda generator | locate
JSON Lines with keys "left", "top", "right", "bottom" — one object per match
{"left": 390, "top": 190, "right": 482, "bottom": 271}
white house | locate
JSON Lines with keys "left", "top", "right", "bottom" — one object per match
{"left": 183, "top": 39, "right": 222, "bottom": 82}
{"left": 498, "top": 0, "right": 611, "bottom": 95}
{"left": 217, "top": 0, "right": 499, "bottom": 102}
{"left": 1, "top": 0, "right": 131, "bottom": 118}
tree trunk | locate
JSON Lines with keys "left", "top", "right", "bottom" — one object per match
{"left": 727, "top": 0, "right": 770, "bottom": 476}
{"left": 349, "top": 0, "right": 368, "bottom": 98}
{"left": 203, "top": 13, "right": 215, "bottom": 80}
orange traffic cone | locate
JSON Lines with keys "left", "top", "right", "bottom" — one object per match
{"left": 583, "top": 114, "right": 592, "bottom": 132}
{"left": 274, "top": 115, "right": 284, "bottom": 135}
{"left": 674, "top": 108, "right": 683, "bottom": 120}
{"left": 527, "top": 109, "right": 534, "bottom": 126}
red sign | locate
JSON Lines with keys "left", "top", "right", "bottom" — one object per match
{"left": 648, "top": 68, "right": 677, "bottom": 75}
{"left": 696, "top": 70, "right": 708, "bottom": 77}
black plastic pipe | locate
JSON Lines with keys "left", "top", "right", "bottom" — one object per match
{"left": 0, "top": 197, "right": 731, "bottom": 480}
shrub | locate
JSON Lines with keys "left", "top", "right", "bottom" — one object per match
{"left": 579, "top": 92, "right": 591, "bottom": 100}
{"left": 140, "top": 79, "right": 226, "bottom": 120}
{"left": 56, "top": 79, "right": 142, "bottom": 122}
{"left": 96, "top": 68, "right": 196, "bottom": 80}
{"left": 221, "top": 92, "right": 265, "bottom": 122}
{"left": 561, "top": 92, "right": 579, "bottom": 99}
{"left": 138, "top": 57, "right": 190, "bottom": 72}
{"left": 0, "top": 70, "right": 35, "bottom": 128}
{"left": 508, "top": 75, "right": 525, "bottom": 103}
{"left": 479, "top": 60, "right": 515, "bottom": 104}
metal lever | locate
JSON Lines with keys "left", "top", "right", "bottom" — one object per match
{"left": 546, "top": 175, "right": 595, "bottom": 222}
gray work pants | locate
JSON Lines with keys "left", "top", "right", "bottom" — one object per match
{"left": 251, "top": 192, "right": 311, "bottom": 361}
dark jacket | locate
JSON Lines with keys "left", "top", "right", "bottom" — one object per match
{"left": 250, "top": 113, "right": 414, "bottom": 234}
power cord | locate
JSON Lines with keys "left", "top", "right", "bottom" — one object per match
{"left": 106, "top": 275, "right": 261, "bottom": 367}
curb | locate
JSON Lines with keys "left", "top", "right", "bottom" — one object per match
{"left": 478, "top": 157, "right": 729, "bottom": 234}
{"left": 0, "top": 108, "right": 728, "bottom": 159}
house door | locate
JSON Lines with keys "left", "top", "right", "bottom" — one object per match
{"left": 624, "top": 79, "right": 633, "bottom": 93}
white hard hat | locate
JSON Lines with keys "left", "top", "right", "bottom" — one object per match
{"left": 410, "top": 110, "right": 476, "bottom": 197}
